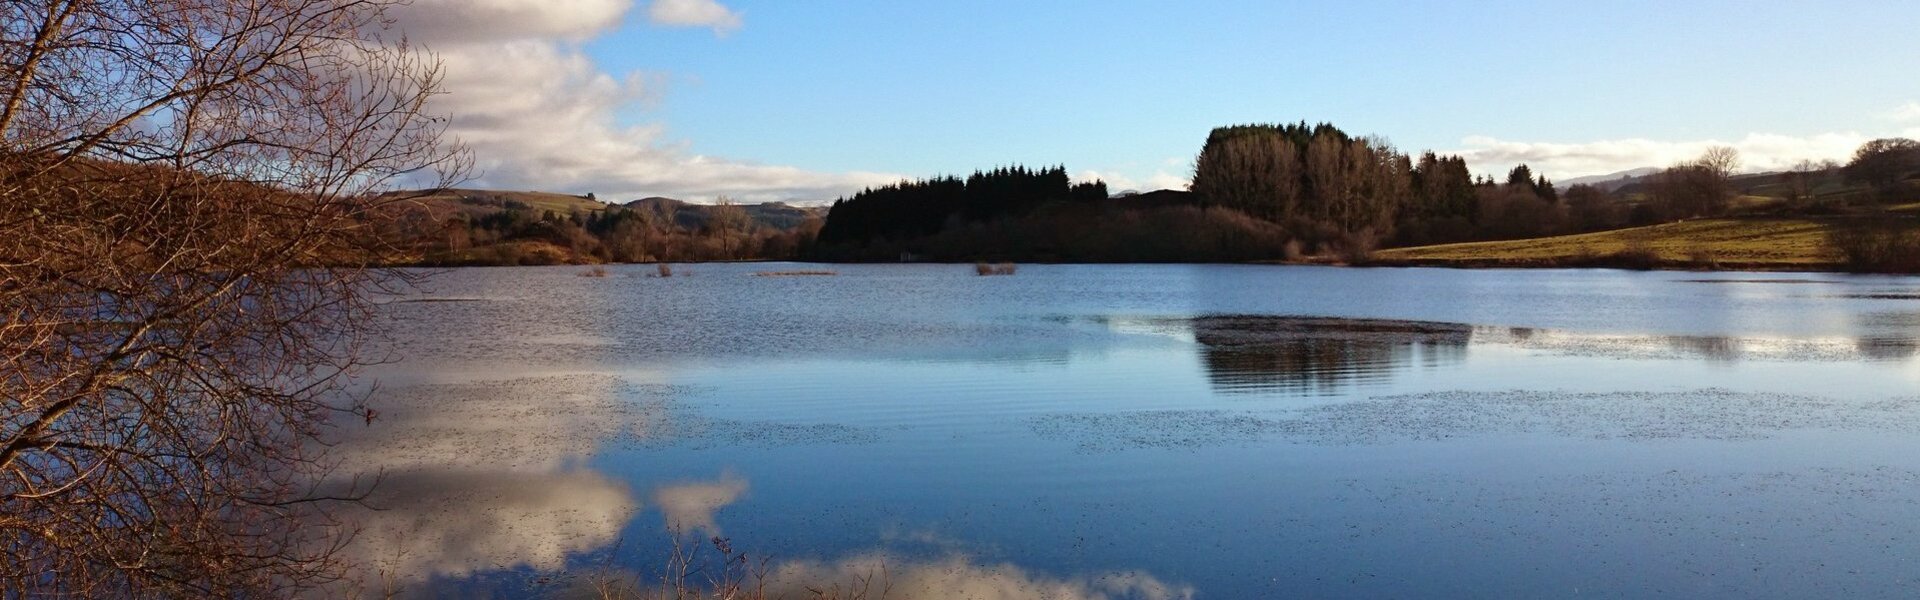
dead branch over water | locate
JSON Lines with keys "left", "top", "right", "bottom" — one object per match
{"left": 1, "top": 0, "right": 466, "bottom": 596}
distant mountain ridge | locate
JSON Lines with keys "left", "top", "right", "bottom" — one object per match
{"left": 382, "top": 188, "right": 822, "bottom": 231}
{"left": 1559, "top": 168, "right": 1662, "bottom": 192}
{"left": 624, "top": 196, "right": 824, "bottom": 231}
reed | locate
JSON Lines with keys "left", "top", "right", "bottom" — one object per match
{"left": 975, "top": 262, "right": 1017, "bottom": 276}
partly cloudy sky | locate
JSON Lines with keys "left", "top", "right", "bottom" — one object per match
{"left": 390, "top": 0, "right": 1920, "bottom": 202}
{"left": 389, "top": 0, "right": 898, "bottom": 203}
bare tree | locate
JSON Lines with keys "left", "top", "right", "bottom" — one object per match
{"left": 1780, "top": 159, "right": 1834, "bottom": 206}
{"left": 1699, "top": 145, "right": 1741, "bottom": 179}
{"left": 1652, "top": 147, "right": 1740, "bottom": 220}
{"left": 2, "top": 0, "right": 466, "bottom": 596}
{"left": 707, "top": 196, "right": 751, "bottom": 260}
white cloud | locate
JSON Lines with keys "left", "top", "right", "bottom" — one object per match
{"left": 390, "top": 0, "right": 629, "bottom": 42}
{"left": 647, "top": 0, "right": 743, "bottom": 34}
{"left": 1451, "top": 131, "right": 1897, "bottom": 180}
{"left": 388, "top": 0, "right": 893, "bottom": 203}
{"left": 1077, "top": 170, "right": 1190, "bottom": 194}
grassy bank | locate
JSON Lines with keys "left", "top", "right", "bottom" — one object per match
{"left": 1370, "top": 217, "right": 1849, "bottom": 271}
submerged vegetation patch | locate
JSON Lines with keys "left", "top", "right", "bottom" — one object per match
{"left": 1029, "top": 390, "right": 1920, "bottom": 451}
{"left": 1837, "top": 292, "right": 1920, "bottom": 300}
{"left": 754, "top": 270, "right": 838, "bottom": 277}
{"left": 394, "top": 296, "right": 490, "bottom": 303}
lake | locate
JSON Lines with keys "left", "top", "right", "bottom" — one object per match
{"left": 339, "top": 263, "right": 1920, "bottom": 598}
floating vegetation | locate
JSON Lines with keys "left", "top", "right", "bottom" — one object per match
{"left": 754, "top": 270, "right": 838, "bottom": 277}
{"left": 975, "top": 262, "right": 1017, "bottom": 276}
{"left": 1030, "top": 390, "right": 1920, "bottom": 451}
{"left": 1676, "top": 278, "right": 1846, "bottom": 285}
{"left": 1030, "top": 410, "right": 1287, "bottom": 452}
{"left": 1838, "top": 292, "right": 1920, "bottom": 300}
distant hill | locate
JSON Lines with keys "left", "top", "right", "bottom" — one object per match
{"left": 1559, "top": 168, "right": 1661, "bottom": 192}
{"left": 1106, "top": 189, "right": 1198, "bottom": 209}
{"left": 624, "top": 197, "right": 824, "bottom": 231}
{"left": 382, "top": 188, "right": 609, "bottom": 218}
{"left": 379, "top": 188, "right": 822, "bottom": 231}
{"left": 1609, "top": 170, "right": 1856, "bottom": 199}
{"left": 372, "top": 188, "right": 826, "bottom": 266}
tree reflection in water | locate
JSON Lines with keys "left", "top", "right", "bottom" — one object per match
{"left": 1190, "top": 316, "right": 1472, "bottom": 395}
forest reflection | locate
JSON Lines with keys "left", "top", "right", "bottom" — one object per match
{"left": 1190, "top": 316, "right": 1472, "bottom": 395}
{"left": 1190, "top": 313, "right": 1920, "bottom": 394}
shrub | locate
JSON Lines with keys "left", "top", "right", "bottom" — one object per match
{"left": 1830, "top": 220, "right": 1920, "bottom": 273}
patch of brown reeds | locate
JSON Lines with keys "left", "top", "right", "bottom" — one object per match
{"left": 974, "top": 262, "right": 1017, "bottom": 276}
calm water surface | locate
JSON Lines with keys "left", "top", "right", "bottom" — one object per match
{"left": 344, "top": 264, "right": 1920, "bottom": 598}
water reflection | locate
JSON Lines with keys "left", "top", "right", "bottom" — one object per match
{"left": 1188, "top": 316, "right": 1471, "bottom": 395}
{"left": 323, "top": 375, "right": 648, "bottom": 581}
{"left": 1183, "top": 313, "right": 1920, "bottom": 394}
{"left": 652, "top": 473, "right": 749, "bottom": 536}
{"left": 576, "top": 470, "right": 1196, "bottom": 600}
{"left": 347, "top": 469, "right": 635, "bottom": 578}
{"left": 574, "top": 549, "right": 1195, "bottom": 600}
{"left": 1858, "top": 311, "right": 1920, "bottom": 360}
{"left": 350, "top": 266, "right": 1920, "bottom": 598}
{"left": 755, "top": 554, "right": 1193, "bottom": 600}
{"left": 1480, "top": 321, "right": 1920, "bottom": 363}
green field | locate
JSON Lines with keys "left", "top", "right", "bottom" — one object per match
{"left": 1374, "top": 217, "right": 1847, "bottom": 270}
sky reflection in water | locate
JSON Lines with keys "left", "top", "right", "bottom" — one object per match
{"left": 349, "top": 264, "right": 1920, "bottom": 598}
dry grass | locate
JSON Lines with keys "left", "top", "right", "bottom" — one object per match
{"left": 655, "top": 263, "right": 673, "bottom": 277}
{"left": 1373, "top": 217, "right": 1846, "bottom": 269}
{"left": 974, "top": 262, "right": 1018, "bottom": 276}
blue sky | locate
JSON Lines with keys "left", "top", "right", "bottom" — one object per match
{"left": 400, "top": 0, "right": 1920, "bottom": 201}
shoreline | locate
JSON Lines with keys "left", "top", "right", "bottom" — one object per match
{"left": 381, "top": 257, "right": 1888, "bottom": 276}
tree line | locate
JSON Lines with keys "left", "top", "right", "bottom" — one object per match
{"left": 410, "top": 198, "right": 823, "bottom": 265}
{"left": 815, "top": 166, "right": 1106, "bottom": 248}
{"left": 808, "top": 125, "right": 1919, "bottom": 263}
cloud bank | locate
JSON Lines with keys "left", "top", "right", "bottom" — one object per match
{"left": 1078, "top": 169, "right": 1191, "bottom": 194}
{"left": 390, "top": 0, "right": 896, "bottom": 203}
{"left": 1456, "top": 107, "right": 1920, "bottom": 180}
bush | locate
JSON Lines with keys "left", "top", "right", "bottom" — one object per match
{"left": 1830, "top": 220, "right": 1920, "bottom": 273}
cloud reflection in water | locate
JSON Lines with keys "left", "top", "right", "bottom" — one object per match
{"left": 652, "top": 472, "right": 749, "bottom": 536}
{"left": 327, "top": 375, "right": 650, "bottom": 580}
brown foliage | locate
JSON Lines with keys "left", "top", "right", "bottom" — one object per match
{"left": 1829, "top": 217, "right": 1920, "bottom": 273}
{"left": 2, "top": 0, "right": 466, "bottom": 596}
